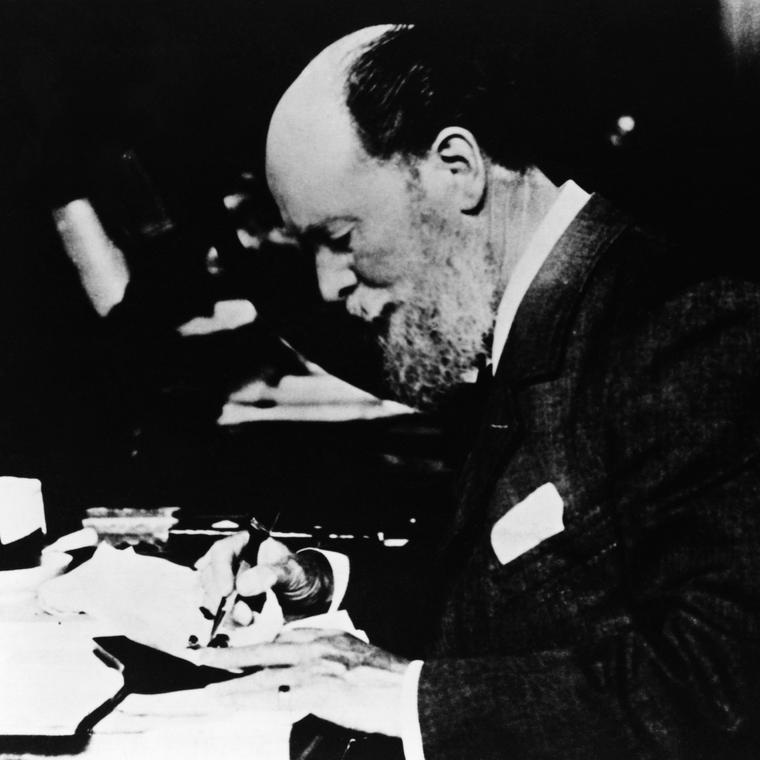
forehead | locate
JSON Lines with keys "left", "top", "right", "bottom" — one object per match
{"left": 266, "top": 101, "right": 413, "bottom": 232}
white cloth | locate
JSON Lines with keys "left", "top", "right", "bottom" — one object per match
{"left": 0, "top": 476, "right": 46, "bottom": 545}
{"left": 401, "top": 660, "right": 426, "bottom": 760}
{"left": 400, "top": 179, "right": 590, "bottom": 760}
{"left": 300, "top": 548, "right": 350, "bottom": 612}
{"left": 491, "top": 180, "right": 590, "bottom": 372}
{"left": 490, "top": 483, "right": 564, "bottom": 565}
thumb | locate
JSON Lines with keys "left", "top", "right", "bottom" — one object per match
{"left": 256, "top": 536, "right": 295, "bottom": 565}
{"left": 236, "top": 564, "right": 280, "bottom": 597}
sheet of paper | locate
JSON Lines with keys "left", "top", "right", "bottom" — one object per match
{"left": 95, "top": 705, "right": 292, "bottom": 760}
{"left": 0, "top": 617, "right": 124, "bottom": 735}
{"left": 39, "top": 545, "right": 212, "bottom": 660}
{"left": 28, "top": 544, "right": 366, "bottom": 743}
{"left": 38, "top": 544, "right": 366, "bottom": 663}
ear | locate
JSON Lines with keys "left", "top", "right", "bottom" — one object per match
{"left": 427, "top": 127, "right": 487, "bottom": 213}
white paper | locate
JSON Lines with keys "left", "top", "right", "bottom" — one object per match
{"left": 38, "top": 544, "right": 366, "bottom": 662}
{"left": 96, "top": 701, "right": 292, "bottom": 760}
{"left": 33, "top": 544, "right": 365, "bottom": 746}
{"left": 0, "top": 617, "right": 123, "bottom": 735}
{"left": 39, "top": 544, "right": 209, "bottom": 659}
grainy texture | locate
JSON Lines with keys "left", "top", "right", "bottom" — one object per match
{"left": 417, "top": 196, "right": 760, "bottom": 759}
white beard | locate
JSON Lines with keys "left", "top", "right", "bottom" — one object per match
{"left": 377, "top": 204, "right": 499, "bottom": 411}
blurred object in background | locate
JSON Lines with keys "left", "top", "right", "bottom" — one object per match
{"left": 81, "top": 507, "right": 179, "bottom": 548}
{"left": 722, "top": 0, "right": 760, "bottom": 69}
{"left": 52, "top": 198, "right": 130, "bottom": 317}
{"left": 219, "top": 364, "right": 414, "bottom": 424}
{"left": 176, "top": 299, "right": 256, "bottom": 337}
{"left": 0, "top": 477, "right": 73, "bottom": 605}
{"left": 0, "top": 477, "right": 47, "bottom": 571}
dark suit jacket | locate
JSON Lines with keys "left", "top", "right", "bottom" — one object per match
{"left": 416, "top": 196, "right": 760, "bottom": 759}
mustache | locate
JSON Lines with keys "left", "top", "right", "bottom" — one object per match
{"left": 366, "top": 299, "right": 400, "bottom": 336}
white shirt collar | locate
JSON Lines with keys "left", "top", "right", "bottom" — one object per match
{"left": 490, "top": 179, "right": 591, "bottom": 372}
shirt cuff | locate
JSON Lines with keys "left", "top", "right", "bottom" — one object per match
{"left": 401, "top": 660, "right": 425, "bottom": 760}
{"left": 296, "top": 548, "right": 349, "bottom": 612}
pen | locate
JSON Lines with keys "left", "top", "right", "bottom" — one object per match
{"left": 207, "top": 515, "right": 275, "bottom": 645}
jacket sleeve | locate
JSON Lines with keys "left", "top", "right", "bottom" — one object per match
{"left": 416, "top": 277, "right": 760, "bottom": 760}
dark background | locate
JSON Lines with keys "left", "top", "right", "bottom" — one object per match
{"left": 0, "top": 0, "right": 757, "bottom": 538}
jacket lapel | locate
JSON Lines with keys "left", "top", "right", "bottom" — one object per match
{"left": 449, "top": 366, "right": 522, "bottom": 540}
{"left": 443, "top": 196, "right": 631, "bottom": 550}
{"left": 501, "top": 195, "right": 631, "bottom": 384}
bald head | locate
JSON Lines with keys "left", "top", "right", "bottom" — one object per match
{"left": 265, "top": 26, "right": 395, "bottom": 229}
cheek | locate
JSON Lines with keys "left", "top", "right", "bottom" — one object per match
{"left": 352, "top": 229, "right": 415, "bottom": 288}
{"left": 352, "top": 186, "right": 419, "bottom": 286}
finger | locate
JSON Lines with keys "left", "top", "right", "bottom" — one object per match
{"left": 196, "top": 532, "right": 249, "bottom": 610}
{"left": 256, "top": 537, "right": 295, "bottom": 566}
{"left": 194, "top": 531, "right": 248, "bottom": 570}
{"left": 200, "top": 559, "right": 234, "bottom": 612}
{"left": 273, "top": 630, "right": 390, "bottom": 671}
{"left": 276, "top": 628, "right": 347, "bottom": 643}
{"left": 208, "top": 662, "right": 345, "bottom": 698}
{"left": 236, "top": 564, "right": 279, "bottom": 597}
{"left": 119, "top": 690, "right": 223, "bottom": 718}
{"left": 197, "top": 565, "right": 224, "bottom": 613}
{"left": 203, "top": 680, "right": 287, "bottom": 714}
{"left": 204, "top": 672, "right": 321, "bottom": 716}
{"left": 197, "top": 640, "right": 319, "bottom": 670}
{"left": 231, "top": 599, "right": 255, "bottom": 627}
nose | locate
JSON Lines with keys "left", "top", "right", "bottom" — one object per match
{"left": 315, "top": 248, "right": 358, "bottom": 302}
{"left": 345, "top": 285, "right": 394, "bottom": 322}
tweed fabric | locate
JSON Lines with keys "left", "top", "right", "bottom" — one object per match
{"left": 418, "top": 196, "right": 760, "bottom": 759}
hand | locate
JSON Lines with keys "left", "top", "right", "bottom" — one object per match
{"left": 197, "top": 628, "right": 409, "bottom": 736}
{"left": 195, "top": 534, "right": 332, "bottom": 623}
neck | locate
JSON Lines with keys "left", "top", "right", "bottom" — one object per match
{"left": 485, "top": 165, "right": 560, "bottom": 305}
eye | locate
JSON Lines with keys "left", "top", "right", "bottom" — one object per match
{"left": 329, "top": 231, "right": 353, "bottom": 253}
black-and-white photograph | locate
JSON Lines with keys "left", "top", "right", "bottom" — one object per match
{"left": 1, "top": 1, "right": 760, "bottom": 758}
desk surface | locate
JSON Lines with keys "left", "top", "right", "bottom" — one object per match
{"left": 0, "top": 595, "right": 292, "bottom": 759}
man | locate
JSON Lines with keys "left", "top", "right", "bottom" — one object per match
{"left": 195, "top": 25, "right": 760, "bottom": 759}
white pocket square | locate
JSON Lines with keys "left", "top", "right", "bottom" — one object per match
{"left": 490, "top": 483, "right": 565, "bottom": 565}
